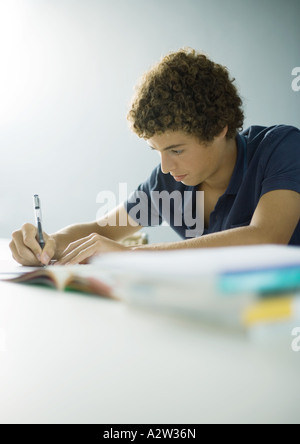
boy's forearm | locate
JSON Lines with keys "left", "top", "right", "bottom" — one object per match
{"left": 133, "top": 225, "right": 283, "bottom": 251}
{"left": 51, "top": 219, "right": 141, "bottom": 258}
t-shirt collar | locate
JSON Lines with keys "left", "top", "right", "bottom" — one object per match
{"left": 223, "top": 133, "right": 245, "bottom": 195}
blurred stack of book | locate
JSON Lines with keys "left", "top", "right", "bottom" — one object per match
{"left": 93, "top": 244, "right": 300, "bottom": 339}
{"left": 3, "top": 243, "right": 300, "bottom": 342}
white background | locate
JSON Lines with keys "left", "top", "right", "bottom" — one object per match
{"left": 0, "top": 0, "right": 299, "bottom": 242}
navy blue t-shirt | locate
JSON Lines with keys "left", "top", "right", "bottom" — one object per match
{"left": 125, "top": 125, "right": 300, "bottom": 246}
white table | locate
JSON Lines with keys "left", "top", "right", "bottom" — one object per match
{"left": 0, "top": 239, "right": 299, "bottom": 424}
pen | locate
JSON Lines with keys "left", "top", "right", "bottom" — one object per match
{"left": 33, "top": 194, "right": 45, "bottom": 250}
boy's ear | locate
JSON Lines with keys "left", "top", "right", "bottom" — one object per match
{"left": 219, "top": 125, "right": 228, "bottom": 138}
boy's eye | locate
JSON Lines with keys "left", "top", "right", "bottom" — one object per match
{"left": 150, "top": 148, "right": 183, "bottom": 155}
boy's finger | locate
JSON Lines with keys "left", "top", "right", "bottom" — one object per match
{"left": 40, "top": 236, "right": 56, "bottom": 265}
{"left": 21, "top": 223, "right": 42, "bottom": 257}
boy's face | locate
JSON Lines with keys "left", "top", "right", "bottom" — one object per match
{"left": 147, "top": 129, "right": 234, "bottom": 188}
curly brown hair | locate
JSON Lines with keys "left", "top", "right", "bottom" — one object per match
{"left": 127, "top": 48, "right": 244, "bottom": 142}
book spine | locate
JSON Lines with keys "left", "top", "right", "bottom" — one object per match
{"left": 218, "top": 267, "right": 300, "bottom": 294}
{"left": 242, "top": 295, "right": 300, "bottom": 326}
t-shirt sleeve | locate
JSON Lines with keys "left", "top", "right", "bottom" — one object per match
{"left": 260, "top": 127, "right": 300, "bottom": 197}
{"left": 124, "top": 166, "right": 163, "bottom": 227}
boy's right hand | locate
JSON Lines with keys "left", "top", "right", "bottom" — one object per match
{"left": 9, "top": 223, "right": 56, "bottom": 266}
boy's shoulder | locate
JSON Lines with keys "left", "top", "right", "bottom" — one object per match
{"left": 241, "top": 124, "right": 300, "bottom": 145}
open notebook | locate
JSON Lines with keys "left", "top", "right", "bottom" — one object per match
{"left": 1, "top": 264, "right": 115, "bottom": 298}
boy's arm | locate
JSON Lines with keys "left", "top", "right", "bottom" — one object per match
{"left": 134, "top": 189, "right": 300, "bottom": 250}
{"left": 55, "top": 189, "right": 300, "bottom": 265}
{"left": 52, "top": 204, "right": 141, "bottom": 253}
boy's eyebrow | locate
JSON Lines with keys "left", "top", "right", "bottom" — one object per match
{"left": 149, "top": 143, "right": 185, "bottom": 152}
